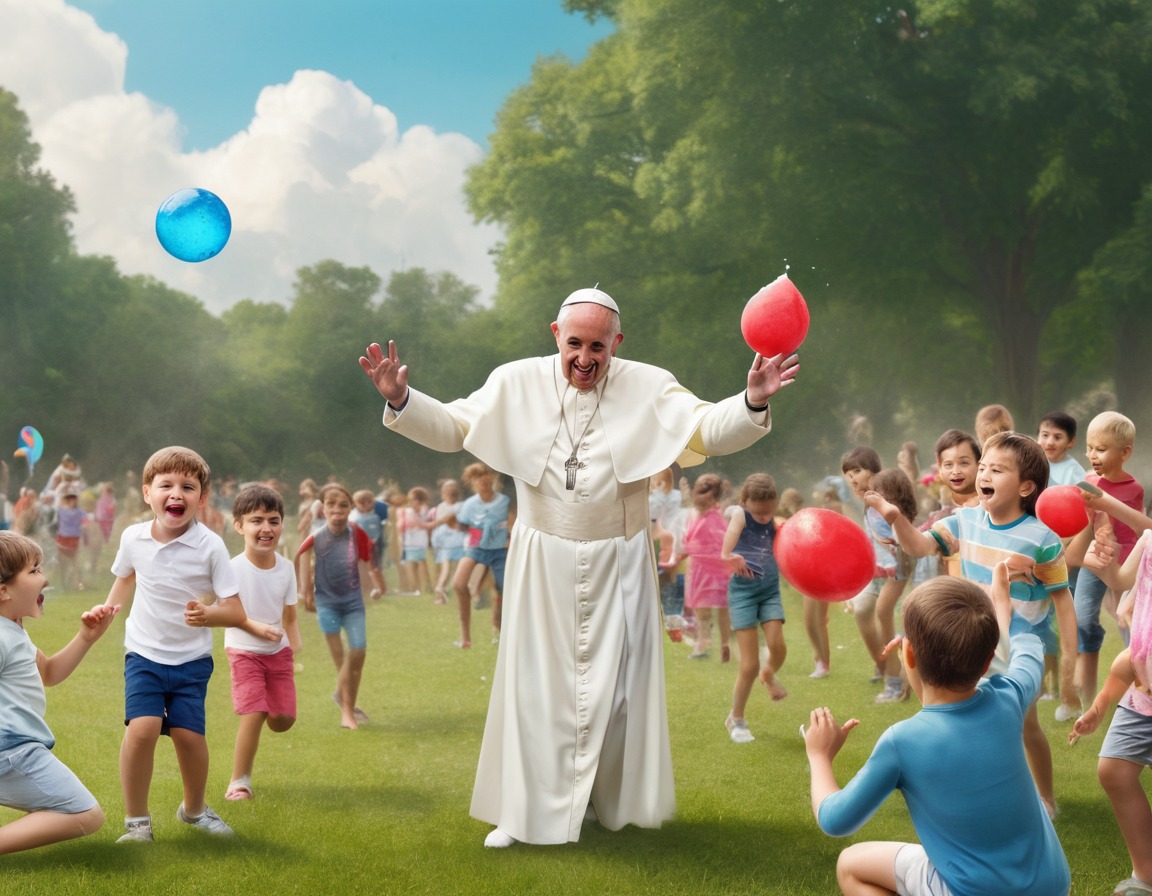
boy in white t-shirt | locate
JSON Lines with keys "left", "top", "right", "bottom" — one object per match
{"left": 103, "top": 447, "right": 247, "bottom": 843}
{"left": 224, "top": 485, "right": 301, "bottom": 801}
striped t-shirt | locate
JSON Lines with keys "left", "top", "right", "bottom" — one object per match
{"left": 930, "top": 506, "right": 1068, "bottom": 626}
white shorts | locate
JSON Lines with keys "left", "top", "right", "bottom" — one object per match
{"left": 895, "top": 844, "right": 953, "bottom": 896}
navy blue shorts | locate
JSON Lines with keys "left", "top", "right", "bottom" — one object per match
{"left": 124, "top": 652, "right": 213, "bottom": 735}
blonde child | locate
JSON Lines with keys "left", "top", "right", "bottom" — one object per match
{"left": 296, "top": 483, "right": 385, "bottom": 730}
{"left": 430, "top": 480, "right": 466, "bottom": 605}
{"left": 679, "top": 474, "right": 733, "bottom": 661}
{"left": 350, "top": 489, "right": 389, "bottom": 595}
{"left": 975, "top": 403, "right": 1015, "bottom": 447}
{"left": 0, "top": 532, "right": 117, "bottom": 854}
{"left": 450, "top": 463, "right": 511, "bottom": 648}
{"left": 224, "top": 485, "right": 302, "bottom": 801}
{"left": 720, "top": 474, "right": 787, "bottom": 743}
{"left": 103, "top": 446, "right": 248, "bottom": 841}
{"left": 397, "top": 486, "right": 434, "bottom": 595}
{"left": 1067, "top": 411, "right": 1143, "bottom": 722}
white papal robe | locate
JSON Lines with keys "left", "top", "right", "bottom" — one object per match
{"left": 383, "top": 354, "right": 771, "bottom": 844}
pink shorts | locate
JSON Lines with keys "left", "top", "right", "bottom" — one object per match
{"left": 226, "top": 647, "right": 297, "bottom": 718}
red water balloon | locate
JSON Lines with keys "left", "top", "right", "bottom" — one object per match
{"left": 740, "top": 274, "right": 810, "bottom": 357}
{"left": 1036, "top": 485, "right": 1089, "bottom": 538}
{"left": 775, "top": 508, "right": 873, "bottom": 603}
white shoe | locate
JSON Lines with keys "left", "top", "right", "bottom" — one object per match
{"left": 809, "top": 661, "right": 829, "bottom": 679}
{"left": 725, "top": 713, "right": 755, "bottom": 743}
{"left": 1054, "top": 703, "right": 1080, "bottom": 722}
{"left": 484, "top": 827, "right": 517, "bottom": 848}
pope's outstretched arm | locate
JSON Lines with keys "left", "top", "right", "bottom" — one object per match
{"left": 360, "top": 340, "right": 409, "bottom": 407}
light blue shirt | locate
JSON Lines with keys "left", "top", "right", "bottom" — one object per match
{"left": 817, "top": 635, "right": 1070, "bottom": 896}
{"left": 0, "top": 617, "right": 54, "bottom": 751}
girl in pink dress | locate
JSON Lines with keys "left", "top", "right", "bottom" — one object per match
{"left": 683, "top": 474, "right": 733, "bottom": 661}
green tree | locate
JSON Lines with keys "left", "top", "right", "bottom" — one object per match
{"left": 471, "top": 0, "right": 1152, "bottom": 469}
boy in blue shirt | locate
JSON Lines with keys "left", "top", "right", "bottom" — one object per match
{"left": 804, "top": 567, "right": 1070, "bottom": 896}
{"left": 103, "top": 447, "right": 247, "bottom": 842}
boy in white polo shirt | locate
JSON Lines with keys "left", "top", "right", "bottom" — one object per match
{"left": 103, "top": 446, "right": 247, "bottom": 843}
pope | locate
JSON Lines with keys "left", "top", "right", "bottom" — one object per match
{"left": 360, "top": 287, "right": 800, "bottom": 848}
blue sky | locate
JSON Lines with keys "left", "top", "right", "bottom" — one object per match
{"left": 67, "top": 0, "right": 613, "bottom": 149}
{"left": 0, "top": 0, "right": 614, "bottom": 310}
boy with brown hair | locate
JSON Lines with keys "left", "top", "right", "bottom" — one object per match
{"left": 103, "top": 446, "right": 247, "bottom": 842}
{"left": 805, "top": 567, "right": 1070, "bottom": 896}
{"left": 865, "top": 431, "right": 1076, "bottom": 816}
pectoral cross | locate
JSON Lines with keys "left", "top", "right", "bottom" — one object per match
{"left": 565, "top": 454, "right": 581, "bottom": 490}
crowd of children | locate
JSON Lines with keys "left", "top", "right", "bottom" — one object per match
{"left": 4, "top": 410, "right": 1152, "bottom": 896}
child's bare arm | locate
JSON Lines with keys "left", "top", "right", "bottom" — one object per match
{"left": 1051, "top": 587, "right": 1078, "bottom": 704}
{"left": 1071, "top": 648, "right": 1134, "bottom": 742}
{"left": 240, "top": 617, "right": 285, "bottom": 642}
{"left": 863, "top": 492, "right": 937, "bottom": 557}
{"left": 185, "top": 594, "right": 247, "bottom": 628}
{"left": 720, "top": 510, "right": 750, "bottom": 576}
{"left": 990, "top": 560, "right": 1014, "bottom": 638}
{"left": 283, "top": 603, "right": 303, "bottom": 653}
{"left": 101, "top": 574, "right": 136, "bottom": 612}
{"left": 39, "top": 605, "right": 119, "bottom": 687}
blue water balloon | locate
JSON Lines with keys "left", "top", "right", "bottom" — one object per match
{"left": 155, "top": 188, "right": 232, "bottom": 262}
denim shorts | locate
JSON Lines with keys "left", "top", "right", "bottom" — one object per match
{"left": 124, "top": 652, "right": 213, "bottom": 735}
{"left": 316, "top": 603, "right": 367, "bottom": 650}
{"left": 402, "top": 547, "right": 427, "bottom": 563}
{"left": 728, "top": 574, "right": 785, "bottom": 630}
{"left": 1073, "top": 567, "right": 1109, "bottom": 653}
{"left": 464, "top": 547, "right": 507, "bottom": 590}
{"left": 0, "top": 741, "right": 98, "bottom": 814}
{"left": 1100, "top": 703, "right": 1152, "bottom": 767}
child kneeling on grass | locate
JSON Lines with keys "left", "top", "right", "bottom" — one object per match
{"left": 0, "top": 531, "right": 117, "bottom": 855}
{"left": 804, "top": 566, "right": 1070, "bottom": 896}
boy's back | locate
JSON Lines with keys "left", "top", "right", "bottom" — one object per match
{"left": 816, "top": 634, "right": 1068, "bottom": 895}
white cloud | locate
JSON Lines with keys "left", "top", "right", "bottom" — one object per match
{"left": 0, "top": 0, "right": 500, "bottom": 313}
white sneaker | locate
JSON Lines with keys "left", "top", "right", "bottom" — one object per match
{"left": 809, "top": 661, "right": 829, "bottom": 679}
{"left": 484, "top": 828, "right": 516, "bottom": 848}
{"left": 177, "top": 804, "right": 234, "bottom": 836}
{"left": 116, "top": 818, "right": 153, "bottom": 843}
{"left": 1054, "top": 703, "right": 1080, "bottom": 722}
{"left": 725, "top": 714, "right": 755, "bottom": 743}
{"left": 875, "top": 680, "right": 904, "bottom": 704}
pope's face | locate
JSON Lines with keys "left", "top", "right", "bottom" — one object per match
{"left": 551, "top": 304, "right": 623, "bottom": 392}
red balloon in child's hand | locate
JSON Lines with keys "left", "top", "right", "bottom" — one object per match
{"left": 1036, "top": 485, "right": 1089, "bottom": 538}
{"left": 740, "top": 274, "right": 810, "bottom": 357}
{"left": 776, "top": 508, "right": 874, "bottom": 602}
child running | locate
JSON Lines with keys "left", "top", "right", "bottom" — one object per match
{"left": 682, "top": 474, "right": 732, "bottom": 661}
{"left": 296, "top": 483, "right": 385, "bottom": 730}
{"left": 451, "top": 463, "right": 511, "bottom": 648}
{"left": 224, "top": 485, "right": 302, "bottom": 801}
{"left": 805, "top": 567, "right": 1070, "bottom": 896}
{"left": 103, "top": 446, "right": 247, "bottom": 841}
{"left": 0, "top": 531, "right": 117, "bottom": 854}
{"left": 720, "top": 473, "right": 787, "bottom": 743}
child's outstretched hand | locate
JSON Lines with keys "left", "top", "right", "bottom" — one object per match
{"left": 80, "top": 604, "right": 119, "bottom": 640}
{"left": 863, "top": 491, "right": 899, "bottom": 524}
{"left": 727, "top": 553, "right": 753, "bottom": 578}
{"left": 803, "top": 707, "right": 859, "bottom": 761}
{"left": 1068, "top": 705, "right": 1104, "bottom": 745}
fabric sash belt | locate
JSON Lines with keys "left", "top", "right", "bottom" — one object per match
{"left": 515, "top": 485, "right": 649, "bottom": 542}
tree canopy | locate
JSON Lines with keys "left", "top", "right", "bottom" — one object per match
{"left": 4, "top": 2, "right": 1152, "bottom": 498}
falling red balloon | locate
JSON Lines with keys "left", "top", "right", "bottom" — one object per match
{"left": 740, "top": 274, "right": 810, "bottom": 357}
{"left": 1036, "top": 485, "right": 1089, "bottom": 538}
{"left": 776, "top": 508, "right": 874, "bottom": 603}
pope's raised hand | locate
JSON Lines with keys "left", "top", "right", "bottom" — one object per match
{"left": 359, "top": 340, "right": 410, "bottom": 407}
{"left": 746, "top": 352, "right": 800, "bottom": 408}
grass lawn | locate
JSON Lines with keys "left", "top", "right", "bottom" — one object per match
{"left": 1, "top": 566, "right": 1136, "bottom": 895}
